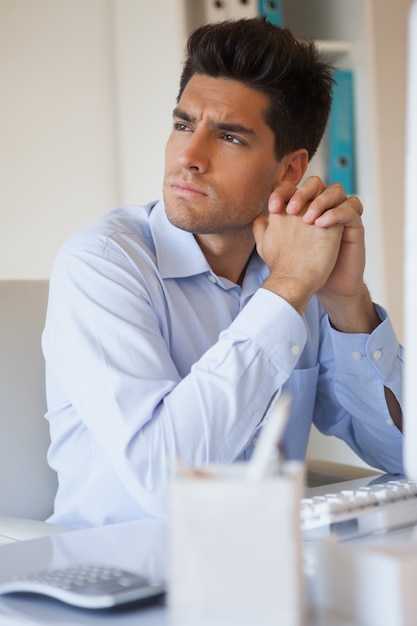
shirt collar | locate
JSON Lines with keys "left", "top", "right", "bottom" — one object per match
{"left": 149, "top": 200, "right": 211, "bottom": 279}
{"left": 148, "top": 200, "right": 269, "bottom": 291}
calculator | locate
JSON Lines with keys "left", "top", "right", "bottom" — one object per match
{"left": 0, "top": 564, "right": 166, "bottom": 609}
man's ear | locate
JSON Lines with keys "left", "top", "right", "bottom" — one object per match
{"left": 279, "top": 149, "right": 309, "bottom": 185}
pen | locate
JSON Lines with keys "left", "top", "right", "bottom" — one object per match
{"left": 246, "top": 393, "right": 291, "bottom": 481}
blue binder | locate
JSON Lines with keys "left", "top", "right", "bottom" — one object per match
{"left": 258, "top": 0, "right": 283, "bottom": 26}
{"left": 328, "top": 69, "right": 356, "bottom": 194}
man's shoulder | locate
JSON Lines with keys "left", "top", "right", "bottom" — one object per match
{"left": 81, "top": 201, "right": 158, "bottom": 238}
{"left": 60, "top": 201, "right": 162, "bottom": 254}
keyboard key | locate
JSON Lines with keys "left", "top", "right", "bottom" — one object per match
{"left": 301, "top": 477, "right": 417, "bottom": 541}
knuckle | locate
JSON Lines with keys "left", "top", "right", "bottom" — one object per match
{"left": 346, "top": 194, "right": 363, "bottom": 215}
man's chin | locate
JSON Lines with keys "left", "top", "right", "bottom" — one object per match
{"left": 164, "top": 202, "right": 197, "bottom": 233}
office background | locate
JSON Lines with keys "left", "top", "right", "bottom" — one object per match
{"left": 0, "top": 0, "right": 412, "bottom": 468}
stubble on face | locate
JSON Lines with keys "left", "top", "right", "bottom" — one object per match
{"left": 163, "top": 169, "right": 276, "bottom": 237}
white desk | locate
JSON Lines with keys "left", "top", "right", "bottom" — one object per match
{"left": 0, "top": 597, "right": 357, "bottom": 626}
{"left": 0, "top": 516, "right": 363, "bottom": 625}
{"left": 3, "top": 472, "right": 416, "bottom": 626}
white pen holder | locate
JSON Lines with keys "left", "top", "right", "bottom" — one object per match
{"left": 168, "top": 461, "right": 305, "bottom": 626}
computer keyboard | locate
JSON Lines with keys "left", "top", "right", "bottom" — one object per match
{"left": 301, "top": 478, "right": 417, "bottom": 541}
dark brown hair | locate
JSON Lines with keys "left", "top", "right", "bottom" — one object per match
{"left": 178, "top": 17, "right": 334, "bottom": 161}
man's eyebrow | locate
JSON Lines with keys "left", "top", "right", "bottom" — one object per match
{"left": 172, "top": 107, "right": 256, "bottom": 136}
{"left": 213, "top": 121, "right": 256, "bottom": 136}
{"left": 173, "top": 107, "right": 195, "bottom": 123}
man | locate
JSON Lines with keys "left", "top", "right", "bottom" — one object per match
{"left": 43, "top": 18, "right": 403, "bottom": 528}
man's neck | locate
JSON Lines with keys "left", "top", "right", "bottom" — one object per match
{"left": 195, "top": 232, "right": 255, "bottom": 286}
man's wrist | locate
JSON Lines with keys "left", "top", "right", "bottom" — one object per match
{"left": 318, "top": 287, "right": 381, "bottom": 334}
{"left": 262, "top": 276, "right": 314, "bottom": 315}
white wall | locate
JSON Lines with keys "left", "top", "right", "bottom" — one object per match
{"left": 111, "top": 0, "right": 185, "bottom": 206}
{"left": 371, "top": 0, "right": 410, "bottom": 343}
{"left": 0, "top": 0, "right": 184, "bottom": 279}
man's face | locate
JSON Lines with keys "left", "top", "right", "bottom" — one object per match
{"left": 163, "top": 74, "right": 284, "bottom": 237}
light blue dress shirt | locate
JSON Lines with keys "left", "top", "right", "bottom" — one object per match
{"left": 42, "top": 200, "right": 404, "bottom": 528}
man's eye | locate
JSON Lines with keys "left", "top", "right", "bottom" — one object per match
{"left": 174, "top": 122, "right": 191, "bottom": 132}
{"left": 222, "top": 133, "right": 243, "bottom": 145}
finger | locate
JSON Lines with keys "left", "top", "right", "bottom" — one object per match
{"left": 285, "top": 176, "right": 326, "bottom": 215}
{"left": 348, "top": 195, "right": 363, "bottom": 216}
{"left": 268, "top": 181, "right": 298, "bottom": 214}
{"left": 301, "top": 182, "right": 348, "bottom": 223}
{"left": 314, "top": 199, "right": 363, "bottom": 228}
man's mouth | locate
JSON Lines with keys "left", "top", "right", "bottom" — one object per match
{"left": 170, "top": 180, "right": 208, "bottom": 198}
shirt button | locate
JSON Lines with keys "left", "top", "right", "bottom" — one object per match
{"left": 373, "top": 349, "right": 383, "bottom": 361}
{"left": 290, "top": 344, "right": 301, "bottom": 356}
{"left": 352, "top": 351, "right": 362, "bottom": 361}
{"left": 385, "top": 418, "right": 393, "bottom": 426}
{"left": 207, "top": 274, "right": 216, "bottom": 284}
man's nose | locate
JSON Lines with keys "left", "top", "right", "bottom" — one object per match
{"left": 177, "top": 130, "right": 210, "bottom": 173}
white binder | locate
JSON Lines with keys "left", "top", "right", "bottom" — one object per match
{"left": 228, "top": 0, "right": 258, "bottom": 19}
{"left": 203, "top": 0, "right": 258, "bottom": 22}
{"left": 203, "top": 0, "right": 229, "bottom": 22}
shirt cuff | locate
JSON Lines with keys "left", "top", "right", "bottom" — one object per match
{"left": 225, "top": 288, "right": 308, "bottom": 376}
{"left": 329, "top": 304, "right": 401, "bottom": 379}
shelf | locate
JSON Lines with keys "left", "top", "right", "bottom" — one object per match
{"left": 316, "top": 39, "right": 353, "bottom": 61}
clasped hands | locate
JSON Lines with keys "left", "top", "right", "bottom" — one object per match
{"left": 253, "top": 176, "right": 379, "bottom": 333}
